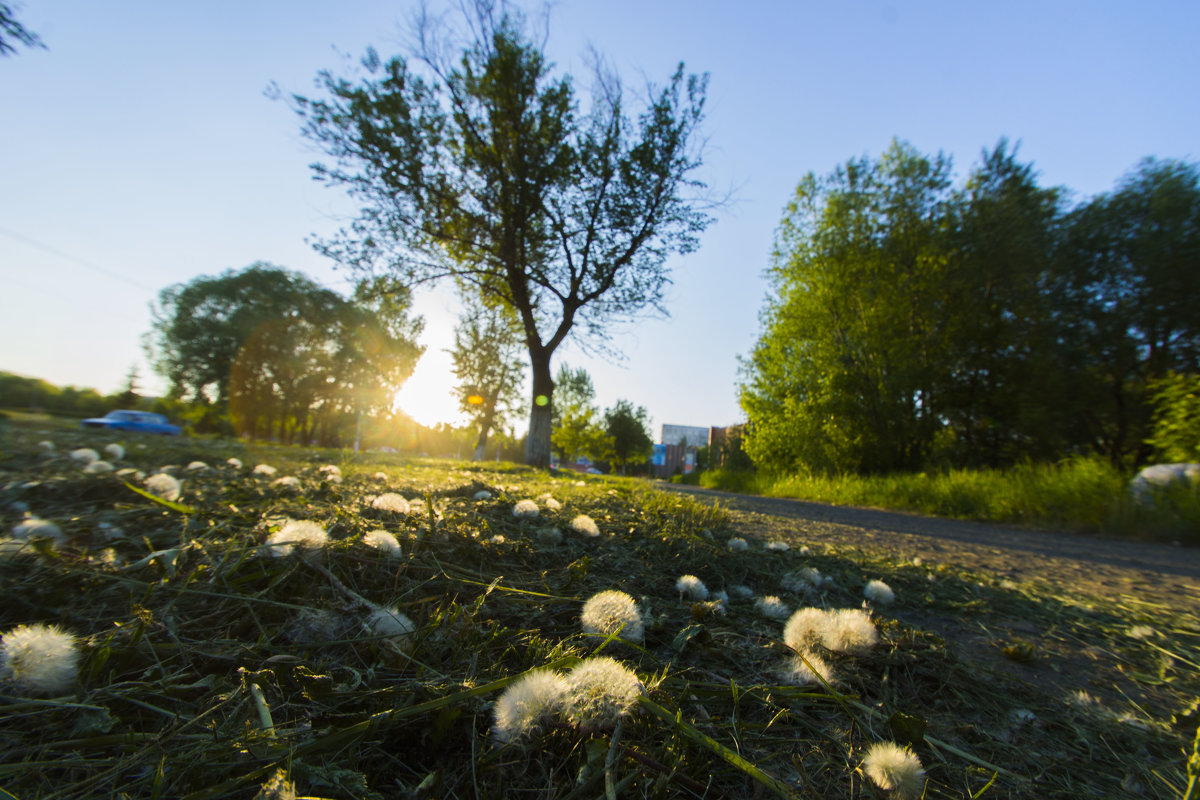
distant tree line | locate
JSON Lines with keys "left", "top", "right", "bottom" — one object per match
{"left": 740, "top": 140, "right": 1200, "bottom": 475}
{"left": 0, "top": 370, "right": 142, "bottom": 419}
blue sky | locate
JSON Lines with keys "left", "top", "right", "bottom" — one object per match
{"left": 2, "top": 1, "right": 1196, "bottom": 436}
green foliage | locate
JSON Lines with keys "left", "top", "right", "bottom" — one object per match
{"left": 0, "top": 2, "right": 44, "bottom": 56}
{"left": 449, "top": 292, "right": 526, "bottom": 459}
{"left": 1146, "top": 372, "right": 1200, "bottom": 462}
{"left": 0, "top": 371, "right": 130, "bottom": 419}
{"left": 603, "top": 399, "right": 654, "bottom": 474}
{"left": 291, "top": 5, "right": 713, "bottom": 465}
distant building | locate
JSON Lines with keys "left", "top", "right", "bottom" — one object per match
{"left": 653, "top": 424, "right": 725, "bottom": 478}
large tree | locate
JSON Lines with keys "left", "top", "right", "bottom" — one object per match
{"left": 603, "top": 399, "right": 654, "bottom": 474}
{"left": 291, "top": 2, "right": 712, "bottom": 467}
{"left": 449, "top": 291, "right": 526, "bottom": 460}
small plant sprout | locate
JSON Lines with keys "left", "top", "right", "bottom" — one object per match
{"left": 252, "top": 464, "right": 278, "bottom": 477}
{"left": 864, "top": 579, "right": 895, "bottom": 605}
{"left": 675, "top": 574, "right": 708, "bottom": 601}
{"left": 69, "top": 448, "right": 99, "bottom": 465}
{"left": 103, "top": 443, "right": 124, "bottom": 460}
{"left": 185, "top": 461, "right": 209, "bottom": 472}
{"left": 271, "top": 476, "right": 301, "bottom": 491}
{"left": 727, "top": 536, "right": 749, "bottom": 552}
{"left": 226, "top": 457, "right": 243, "bottom": 469}
{"left": 0, "top": 623, "right": 80, "bottom": 696}
{"left": 755, "top": 595, "right": 790, "bottom": 620}
{"left": 563, "top": 656, "right": 643, "bottom": 732}
{"left": 781, "top": 650, "right": 834, "bottom": 686}
{"left": 473, "top": 490, "right": 492, "bottom": 500}
{"left": 12, "top": 516, "right": 65, "bottom": 545}
{"left": 265, "top": 520, "right": 329, "bottom": 557}
{"left": 492, "top": 669, "right": 569, "bottom": 742}
{"left": 570, "top": 514, "right": 600, "bottom": 537}
{"left": 363, "top": 529, "right": 402, "bottom": 557}
{"left": 512, "top": 499, "right": 539, "bottom": 518}
{"left": 581, "top": 590, "right": 644, "bottom": 643}
{"left": 372, "top": 493, "right": 411, "bottom": 514}
{"left": 862, "top": 741, "right": 926, "bottom": 799}
{"left": 143, "top": 473, "right": 182, "bottom": 501}
{"left": 83, "top": 460, "right": 114, "bottom": 475}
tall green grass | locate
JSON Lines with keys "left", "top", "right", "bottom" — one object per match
{"left": 702, "top": 457, "right": 1200, "bottom": 542}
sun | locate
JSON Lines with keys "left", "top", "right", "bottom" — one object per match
{"left": 392, "top": 349, "right": 466, "bottom": 429}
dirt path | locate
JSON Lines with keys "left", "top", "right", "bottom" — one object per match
{"left": 660, "top": 483, "right": 1200, "bottom": 614}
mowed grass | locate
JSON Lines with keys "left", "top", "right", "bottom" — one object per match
{"left": 0, "top": 419, "right": 1197, "bottom": 799}
{"left": 702, "top": 458, "right": 1200, "bottom": 543}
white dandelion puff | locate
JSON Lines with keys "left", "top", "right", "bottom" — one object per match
{"left": 372, "top": 493, "right": 410, "bottom": 514}
{"left": 116, "top": 468, "right": 145, "bottom": 481}
{"left": 0, "top": 538, "right": 33, "bottom": 559}
{"left": 512, "top": 499, "right": 539, "bottom": 518}
{"left": 37, "top": 440, "right": 55, "bottom": 453}
{"left": 581, "top": 590, "right": 644, "bottom": 643}
{"left": 783, "top": 607, "right": 829, "bottom": 651}
{"left": 755, "top": 595, "right": 791, "bottom": 620}
{"left": 727, "top": 537, "right": 749, "bottom": 552}
{"left": 862, "top": 742, "right": 925, "bottom": 799}
{"left": 83, "top": 460, "right": 114, "bottom": 475}
{"left": 473, "top": 490, "right": 492, "bottom": 500}
{"left": 318, "top": 464, "right": 341, "bottom": 477}
{"left": 493, "top": 669, "right": 569, "bottom": 742}
{"left": 271, "top": 476, "right": 301, "bottom": 491}
{"left": 781, "top": 567, "right": 823, "bottom": 594}
{"left": 823, "top": 608, "right": 879, "bottom": 654}
{"left": 103, "top": 443, "right": 124, "bottom": 461}
{"left": 265, "top": 520, "right": 328, "bottom": 557}
{"left": 864, "top": 580, "right": 895, "bottom": 605}
{"left": 70, "top": 448, "right": 99, "bottom": 465}
{"left": 186, "top": 461, "right": 209, "bottom": 472}
{"left": 366, "top": 606, "right": 414, "bottom": 640}
{"left": 570, "top": 515, "right": 600, "bottom": 537}
{"left": 487, "top": 535, "right": 506, "bottom": 545}
{"left": 1126, "top": 625, "right": 1158, "bottom": 640}
{"left": 544, "top": 497, "right": 562, "bottom": 511}
{"left": 0, "top": 623, "right": 80, "bottom": 696}
{"left": 226, "top": 457, "right": 243, "bottom": 469}
{"left": 780, "top": 650, "right": 835, "bottom": 686}
{"left": 730, "top": 585, "right": 755, "bottom": 599}
{"left": 765, "top": 540, "right": 789, "bottom": 551}
{"left": 675, "top": 575, "right": 708, "bottom": 601}
{"left": 12, "top": 517, "right": 65, "bottom": 545}
{"left": 563, "top": 657, "right": 643, "bottom": 731}
{"left": 252, "top": 464, "right": 278, "bottom": 477}
{"left": 363, "top": 530, "right": 402, "bottom": 557}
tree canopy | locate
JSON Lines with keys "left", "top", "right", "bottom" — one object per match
{"left": 603, "top": 399, "right": 654, "bottom": 474}
{"left": 291, "top": 2, "right": 713, "bottom": 466}
{"left": 449, "top": 292, "right": 526, "bottom": 460}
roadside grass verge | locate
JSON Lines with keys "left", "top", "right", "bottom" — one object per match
{"left": 701, "top": 458, "right": 1200, "bottom": 542}
{"left": 0, "top": 421, "right": 1196, "bottom": 799}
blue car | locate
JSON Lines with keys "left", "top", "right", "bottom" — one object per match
{"left": 80, "top": 410, "right": 182, "bottom": 436}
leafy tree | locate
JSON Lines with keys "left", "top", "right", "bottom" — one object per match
{"left": 1, "top": 3, "right": 43, "bottom": 57}
{"left": 1145, "top": 372, "right": 1200, "bottom": 462}
{"left": 551, "top": 364, "right": 595, "bottom": 432}
{"left": 450, "top": 292, "right": 526, "bottom": 460}
{"left": 603, "top": 399, "right": 653, "bottom": 474}
{"left": 290, "top": 2, "right": 713, "bottom": 467}
{"left": 552, "top": 404, "right": 612, "bottom": 466}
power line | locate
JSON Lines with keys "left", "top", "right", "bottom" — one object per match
{"left": 0, "top": 226, "right": 157, "bottom": 291}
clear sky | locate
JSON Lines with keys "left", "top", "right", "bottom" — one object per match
{"left": 2, "top": 1, "right": 1196, "bottom": 437}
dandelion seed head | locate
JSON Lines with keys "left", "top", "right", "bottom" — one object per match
{"left": 363, "top": 529, "right": 401, "bottom": 557}
{"left": 581, "top": 590, "right": 644, "bottom": 642}
{"left": 675, "top": 574, "right": 708, "bottom": 601}
{"left": 570, "top": 514, "right": 600, "bottom": 536}
{"left": 0, "top": 623, "right": 80, "bottom": 695}
{"left": 186, "top": 461, "right": 209, "bottom": 472}
{"left": 83, "top": 460, "right": 114, "bottom": 475}
{"left": 727, "top": 537, "right": 748, "bottom": 552}
{"left": 824, "top": 608, "right": 879, "bottom": 653}
{"left": 1126, "top": 625, "right": 1158, "bottom": 640}
{"left": 227, "top": 457, "right": 243, "bottom": 469}
{"left": 37, "top": 440, "right": 55, "bottom": 452}
{"left": 536, "top": 527, "right": 563, "bottom": 546}
{"left": 0, "top": 538, "right": 33, "bottom": 559}
{"left": 563, "top": 657, "right": 642, "bottom": 731}
{"left": 12, "top": 517, "right": 65, "bottom": 544}
{"left": 367, "top": 606, "right": 414, "bottom": 640}
{"left": 103, "top": 443, "right": 124, "bottom": 461}
{"left": 252, "top": 464, "right": 278, "bottom": 477}
{"left": 266, "top": 520, "right": 328, "bottom": 557}
{"left": 864, "top": 579, "right": 895, "bottom": 605}
{"left": 783, "top": 607, "right": 829, "bottom": 651}
{"left": 512, "top": 499, "right": 539, "bottom": 518}
{"left": 781, "top": 650, "right": 834, "bottom": 686}
{"left": 493, "top": 669, "right": 569, "bottom": 742}
{"left": 372, "top": 471, "right": 388, "bottom": 481}
{"left": 70, "top": 448, "right": 99, "bottom": 465}
{"left": 730, "top": 585, "right": 755, "bottom": 599}
{"left": 781, "top": 567, "right": 823, "bottom": 594}
{"left": 487, "top": 535, "right": 506, "bottom": 545}
{"left": 142, "top": 473, "right": 182, "bottom": 502}
{"left": 765, "top": 540, "right": 789, "bottom": 551}
{"left": 755, "top": 595, "right": 791, "bottom": 619}
{"left": 372, "top": 493, "right": 410, "bottom": 514}
{"left": 862, "top": 742, "right": 925, "bottom": 799}
{"left": 473, "top": 490, "right": 492, "bottom": 500}
{"left": 319, "top": 464, "right": 341, "bottom": 477}
{"left": 544, "top": 497, "right": 562, "bottom": 511}
{"left": 116, "top": 468, "right": 145, "bottom": 481}
{"left": 271, "top": 476, "right": 301, "bottom": 491}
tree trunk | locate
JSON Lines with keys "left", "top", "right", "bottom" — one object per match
{"left": 474, "top": 425, "right": 490, "bottom": 462}
{"left": 525, "top": 353, "right": 554, "bottom": 468}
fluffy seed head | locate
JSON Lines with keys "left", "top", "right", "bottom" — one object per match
{"left": 784, "top": 607, "right": 879, "bottom": 654}
{"left": 363, "top": 529, "right": 402, "bottom": 557}
{"left": 675, "top": 574, "right": 708, "bottom": 601}
{"left": 727, "top": 537, "right": 749, "bottom": 552}
{"left": 372, "top": 493, "right": 410, "bottom": 514}
{"left": 271, "top": 476, "right": 301, "bottom": 491}
{"left": 512, "top": 499, "right": 539, "bottom": 518}
{"left": 493, "top": 669, "right": 569, "bottom": 742}
{"left": 266, "top": 520, "right": 328, "bottom": 557}
{"left": 755, "top": 595, "right": 791, "bottom": 619}
{"left": 544, "top": 497, "right": 562, "bottom": 511}
{"left": 563, "top": 657, "right": 643, "bottom": 731}
{"left": 581, "top": 590, "right": 644, "bottom": 642}
{"left": 473, "top": 490, "right": 492, "bottom": 500}
{"left": 862, "top": 742, "right": 925, "bottom": 799}
{"left": 83, "top": 460, "right": 114, "bottom": 475}
{"left": 1, "top": 623, "right": 80, "bottom": 695}
{"left": 144, "top": 473, "right": 182, "bottom": 502}
{"left": 367, "top": 606, "right": 414, "bottom": 640}
{"left": 864, "top": 579, "right": 895, "bottom": 605}
{"left": 781, "top": 567, "right": 823, "bottom": 594}
{"left": 12, "top": 517, "right": 65, "bottom": 544}
{"left": 70, "top": 448, "right": 99, "bottom": 465}
{"left": 536, "top": 527, "right": 563, "bottom": 546}
{"left": 103, "top": 443, "right": 124, "bottom": 460}
{"left": 37, "top": 440, "right": 55, "bottom": 452}
{"left": 781, "top": 650, "right": 835, "bottom": 686}
{"left": 318, "top": 464, "right": 341, "bottom": 477}
{"left": 570, "top": 515, "right": 600, "bottom": 536}
{"left": 765, "top": 540, "right": 789, "bottom": 551}
{"left": 252, "top": 464, "right": 278, "bottom": 477}
{"left": 227, "top": 457, "right": 243, "bottom": 469}
{"left": 186, "top": 461, "right": 209, "bottom": 472}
